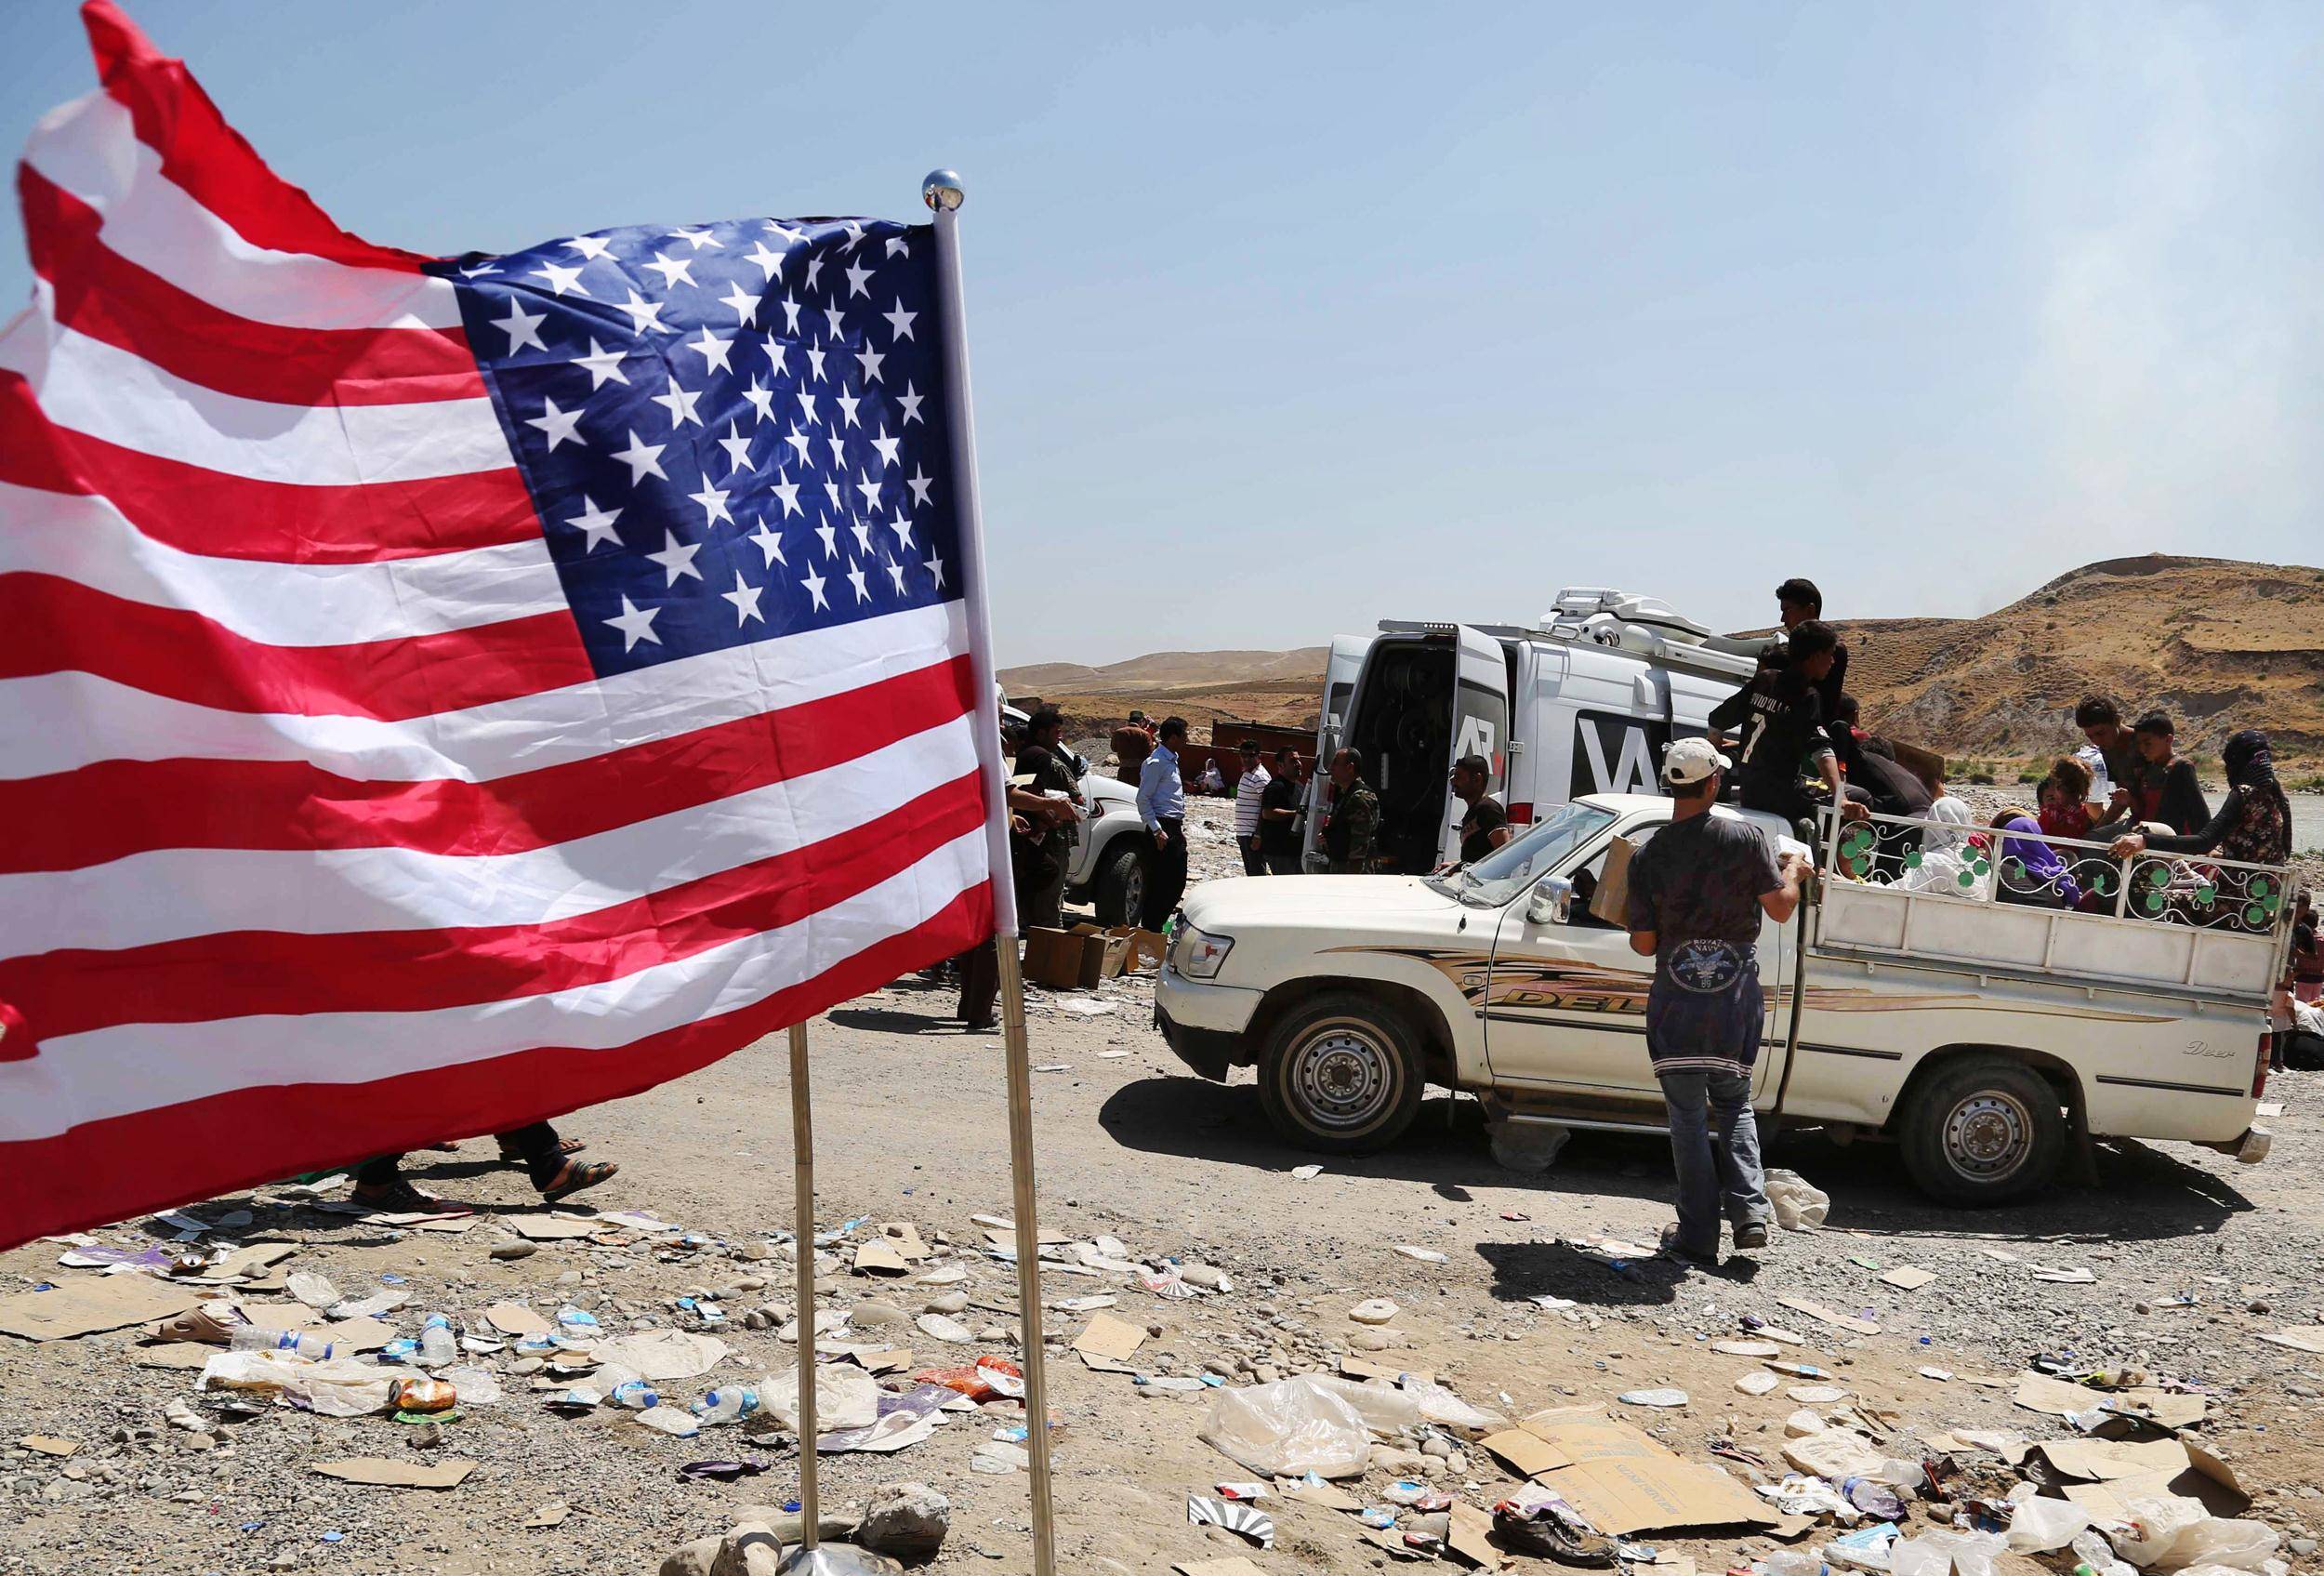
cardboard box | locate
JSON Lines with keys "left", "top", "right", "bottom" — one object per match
{"left": 1067, "top": 923, "right": 1132, "bottom": 987}
{"left": 1021, "top": 927, "right": 1083, "bottom": 989}
{"left": 1589, "top": 834, "right": 1639, "bottom": 927}
{"left": 1123, "top": 928, "right": 1168, "bottom": 973}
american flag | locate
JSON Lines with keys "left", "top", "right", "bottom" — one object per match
{"left": 0, "top": 3, "right": 1004, "bottom": 1247}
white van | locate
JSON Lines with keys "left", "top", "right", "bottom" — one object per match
{"left": 1305, "top": 589, "right": 1765, "bottom": 872}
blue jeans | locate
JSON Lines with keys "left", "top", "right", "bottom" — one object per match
{"left": 1657, "top": 1071, "right": 1768, "bottom": 1257}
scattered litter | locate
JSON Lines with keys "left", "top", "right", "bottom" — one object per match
{"left": 1051, "top": 997, "right": 1116, "bottom": 1016}
{"left": 18, "top": 1436, "right": 78, "bottom": 1457}
{"left": 1071, "top": 1313, "right": 1145, "bottom": 1364}
{"left": 523, "top": 1503, "right": 569, "bottom": 1530}
{"left": 1736, "top": 1371, "right": 1782, "bottom": 1396}
{"left": 1788, "top": 1384, "right": 1851, "bottom": 1404}
{"left": 678, "top": 1459, "right": 769, "bottom": 1481}
{"left": 1531, "top": 1294, "right": 1578, "bottom": 1312}
{"left": 1776, "top": 1296, "right": 1880, "bottom": 1335}
{"left": 1919, "top": 1367, "right": 1954, "bottom": 1382}
{"left": 591, "top": 1330, "right": 729, "bottom": 1381}
{"left": 1393, "top": 1245, "right": 1448, "bottom": 1263}
{"left": 1139, "top": 1266, "right": 1200, "bottom": 1301}
{"left": 484, "top": 1302, "right": 552, "bottom": 1338}
{"left": 0, "top": 1275, "right": 203, "bottom": 1342}
{"left": 508, "top": 1214, "right": 599, "bottom": 1242}
{"left": 1290, "top": 1164, "right": 1323, "bottom": 1180}
{"left": 2257, "top": 1326, "right": 2324, "bottom": 1354}
{"left": 1713, "top": 1340, "right": 1782, "bottom": 1357}
{"left": 1349, "top": 1298, "right": 1400, "bottom": 1325}
{"left": 1215, "top": 1481, "right": 1268, "bottom": 1502}
{"left": 1188, "top": 1495, "right": 1275, "bottom": 1550}
{"left": 916, "top": 1312, "right": 974, "bottom": 1344}
{"left": 2033, "top": 1266, "right": 2096, "bottom": 1284}
{"left": 1032, "top": 1064, "right": 1071, "bottom": 1073}
{"left": 634, "top": 1406, "right": 701, "bottom": 1438}
{"left": 1098, "top": 1051, "right": 1131, "bottom": 1060}
{"left": 286, "top": 1272, "right": 339, "bottom": 1308}
{"left": 1200, "top": 1375, "right": 1373, "bottom": 1479}
{"left": 1881, "top": 1266, "right": 1937, "bottom": 1291}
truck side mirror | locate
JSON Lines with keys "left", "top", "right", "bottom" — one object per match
{"left": 1526, "top": 876, "right": 1574, "bottom": 926}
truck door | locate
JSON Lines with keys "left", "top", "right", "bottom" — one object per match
{"left": 1304, "top": 634, "right": 1375, "bottom": 867}
{"left": 1438, "top": 626, "right": 1512, "bottom": 866}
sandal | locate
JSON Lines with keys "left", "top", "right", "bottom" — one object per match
{"left": 497, "top": 1136, "right": 587, "bottom": 1164}
{"left": 539, "top": 1159, "right": 618, "bottom": 1204}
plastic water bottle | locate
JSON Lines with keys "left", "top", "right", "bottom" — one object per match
{"left": 416, "top": 1313, "right": 456, "bottom": 1368}
{"left": 609, "top": 1380, "right": 658, "bottom": 1410}
{"left": 691, "top": 1384, "right": 757, "bottom": 1426}
{"left": 230, "top": 1327, "right": 335, "bottom": 1359}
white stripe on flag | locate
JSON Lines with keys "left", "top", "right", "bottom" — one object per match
{"left": 0, "top": 483, "right": 565, "bottom": 644}
{"left": 0, "top": 717, "right": 979, "bottom": 953}
{"left": 0, "top": 829, "right": 986, "bottom": 1141}
{"left": 22, "top": 90, "right": 467, "bottom": 333}
{"left": 0, "top": 311, "right": 510, "bottom": 485}
{"left": 0, "top": 601, "right": 971, "bottom": 782}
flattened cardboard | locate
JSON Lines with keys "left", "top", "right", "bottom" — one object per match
{"left": 132, "top": 1342, "right": 217, "bottom": 1370}
{"left": 875, "top": 1222, "right": 930, "bottom": 1260}
{"left": 2013, "top": 1371, "right": 2096, "bottom": 1415}
{"left": 2036, "top": 1437, "right": 2189, "bottom": 1483}
{"left": 853, "top": 1240, "right": 911, "bottom": 1276}
{"left": 1449, "top": 1499, "right": 1512, "bottom": 1571}
{"left": 1071, "top": 1312, "right": 1145, "bottom": 1363}
{"left": 1481, "top": 1428, "right": 1572, "bottom": 1478}
{"left": 507, "top": 1214, "right": 600, "bottom": 1241}
{"left": 1520, "top": 1410, "right": 1776, "bottom": 1534}
{"left": 1880, "top": 1266, "right": 1937, "bottom": 1291}
{"left": 1775, "top": 1297, "right": 1879, "bottom": 1336}
{"left": 0, "top": 1275, "right": 204, "bottom": 1342}
{"left": 1283, "top": 1479, "right": 1362, "bottom": 1512}
{"left": 2258, "top": 1326, "right": 2324, "bottom": 1354}
{"left": 311, "top": 1457, "right": 476, "bottom": 1489}
{"left": 485, "top": 1302, "right": 553, "bottom": 1337}
{"left": 524, "top": 1502, "right": 570, "bottom": 1529}
{"left": 1173, "top": 1560, "right": 1270, "bottom": 1576}
{"left": 1340, "top": 1356, "right": 1434, "bottom": 1384}
{"left": 191, "top": 1242, "right": 297, "bottom": 1282}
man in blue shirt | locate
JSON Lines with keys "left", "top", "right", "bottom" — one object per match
{"left": 1138, "top": 716, "right": 1190, "bottom": 930}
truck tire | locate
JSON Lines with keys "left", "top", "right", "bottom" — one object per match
{"left": 1257, "top": 991, "right": 1427, "bottom": 1154}
{"left": 1899, "top": 1055, "right": 2066, "bottom": 1206}
{"left": 1091, "top": 837, "right": 1148, "bottom": 928}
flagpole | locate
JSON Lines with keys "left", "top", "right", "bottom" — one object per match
{"left": 925, "top": 168, "right": 1059, "bottom": 1576}
{"left": 784, "top": 1022, "right": 822, "bottom": 1561}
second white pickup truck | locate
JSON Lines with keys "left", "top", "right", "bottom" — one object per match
{"left": 1155, "top": 794, "right": 2284, "bottom": 1205}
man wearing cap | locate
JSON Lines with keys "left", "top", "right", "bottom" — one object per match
{"left": 1624, "top": 737, "right": 1808, "bottom": 1264}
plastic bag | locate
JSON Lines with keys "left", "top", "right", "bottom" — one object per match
{"left": 1765, "top": 1169, "right": 1830, "bottom": 1230}
{"left": 759, "top": 1363, "right": 880, "bottom": 1434}
{"left": 1400, "top": 1375, "right": 1503, "bottom": 1433}
{"left": 1199, "top": 1375, "right": 1372, "bottom": 1479}
{"left": 198, "top": 1351, "right": 397, "bottom": 1418}
{"left": 2004, "top": 1490, "right": 2093, "bottom": 1553}
{"left": 441, "top": 1365, "right": 502, "bottom": 1406}
{"left": 2108, "top": 1497, "right": 2278, "bottom": 1573}
{"left": 1488, "top": 1120, "right": 1570, "bottom": 1172}
{"left": 909, "top": 1356, "right": 1021, "bottom": 1403}
{"left": 1829, "top": 1522, "right": 1905, "bottom": 1570}
{"left": 1303, "top": 1372, "right": 1422, "bottom": 1435}
{"left": 1890, "top": 1530, "right": 2005, "bottom": 1576}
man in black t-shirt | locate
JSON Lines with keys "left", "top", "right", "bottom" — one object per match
{"left": 1449, "top": 753, "right": 1511, "bottom": 867}
{"left": 1624, "top": 737, "right": 1806, "bottom": 1265}
{"left": 1710, "top": 620, "right": 1848, "bottom": 837}
{"left": 1771, "top": 577, "right": 1847, "bottom": 738}
{"left": 1011, "top": 707, "right": 1083, "bottom": 928}
{"left": 1256, "top": 747, "right": 1303, "bottom": 874}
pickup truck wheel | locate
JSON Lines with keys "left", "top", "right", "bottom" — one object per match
{"left": 1257, "top": 992, "right": 1426, "bottom": 1154}
{"left": 1091, "top": 838, "right": 1147, "bottom": 928}
{"left": 1900, "top": 1056, "right": 2065, "bottom": 1206}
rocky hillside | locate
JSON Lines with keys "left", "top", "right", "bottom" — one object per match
{"left": 1003, "top": 556, "right": 2324, "bottom": 768}
{"left": 1835, "top": 555, "right": 2324, "bottom": 766}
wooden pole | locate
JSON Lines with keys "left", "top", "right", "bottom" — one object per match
{"left": 786, "top": 1022, "right": 820, "bottom": 1549}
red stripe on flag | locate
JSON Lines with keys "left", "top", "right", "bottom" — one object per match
{"left": 4, "top": 773, "right": 987, "bottom": 1039}
{"left": 20, "top": 166, "right": 482, "bottom": 407}
{"left": 79, "top": 0, "right": 438, "bottom": 274}
{"left": 0, "top": 655, "right": 977, "bottom": 873}
{"left": 0, "top": 372, "right": 540, "bottom": 563}
{"left": 0, "top": 572, "right": 593, "bottom": 721}
{"left": 0, "top": 883, "right": 993, "bottom": 1252}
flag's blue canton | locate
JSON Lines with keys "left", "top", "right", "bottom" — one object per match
{"left": 442, "top": 218, "right": 957, "bottom": 677}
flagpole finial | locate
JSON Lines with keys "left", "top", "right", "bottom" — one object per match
{"left": 922, "top": 169, "right": 965, "bottom": 212}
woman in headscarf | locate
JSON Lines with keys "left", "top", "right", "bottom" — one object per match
{"left": 1902, "top": 795, "right": 1988, "bottom": 898}
{"left": 2108, "top": 730, "right": 2291, "bottom": 868}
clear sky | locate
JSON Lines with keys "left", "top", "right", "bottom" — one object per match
{"left": 7, "top": 2, "right": 2320, "bottom": 667}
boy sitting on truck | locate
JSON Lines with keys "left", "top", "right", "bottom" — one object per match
{"left": 1710, "top": 621, "right": 1854, "bottom": 842}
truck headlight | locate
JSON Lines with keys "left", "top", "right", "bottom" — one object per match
{"left": 1171, "top": 925, "right": 1235, "bottom": 980}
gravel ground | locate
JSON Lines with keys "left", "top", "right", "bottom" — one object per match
{"left": 3, "top": 797, "right": 2319, "bottom": 1576}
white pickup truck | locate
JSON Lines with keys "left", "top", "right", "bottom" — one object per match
{"left": 1155, "top": 794, "right": 2286, "bottom": 1205}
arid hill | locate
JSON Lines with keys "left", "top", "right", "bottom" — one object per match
{"left": 1003, "top": 556, "right": 2324, "bottom": 766}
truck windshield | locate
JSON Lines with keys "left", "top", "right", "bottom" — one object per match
{"left": 1439, "top": 801, "right": 1618, "bottom": 907}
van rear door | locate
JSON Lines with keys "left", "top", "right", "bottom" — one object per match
{"left": 1304, "top": 634, "right": 1375, "bottom": 867}
{"left": 1441, "top": 626, "right": 1512, "bottom": 866}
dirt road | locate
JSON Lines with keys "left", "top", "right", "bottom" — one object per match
{"left": 3, "top": 800, "right": 2319, "bottom": 1576}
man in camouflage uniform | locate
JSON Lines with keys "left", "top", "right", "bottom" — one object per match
{"left": 1321, "top": 747, "right": 1381, "bottom": 873}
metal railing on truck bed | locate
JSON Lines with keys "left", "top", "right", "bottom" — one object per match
{"left": 1810, "top": 807, "right": 2295, "bottom": 1005}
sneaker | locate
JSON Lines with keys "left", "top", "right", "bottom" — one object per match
{"left": 1657, "top": 1225, "right": 1717, "bottom": 1265}
{"left": 1734, "top": 1223, "right": 1770, "bottom": 1252}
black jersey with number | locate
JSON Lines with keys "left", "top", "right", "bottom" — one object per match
{"left": 1710, "top": 669, "right": 1828, "bottom": 813}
